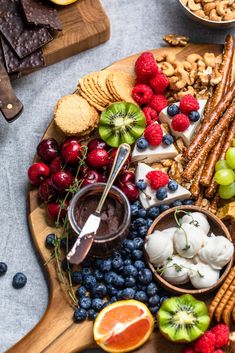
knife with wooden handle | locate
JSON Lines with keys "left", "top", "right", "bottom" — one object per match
{"left": 0, "top": 63, "right": 23, "bottom": 122}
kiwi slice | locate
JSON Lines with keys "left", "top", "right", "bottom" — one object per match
{"left": 99, "top": 102, "right": 146, "bottom": 147}
{"left": 158, "top": 294, "right": 210, "bottom": 343}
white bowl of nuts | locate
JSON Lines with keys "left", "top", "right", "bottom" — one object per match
{"left": 179, "top": 0, "right": 235, "bottom": 28}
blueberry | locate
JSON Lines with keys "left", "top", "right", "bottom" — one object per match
{"left": 138, "top": 226, "right": 148, "bottom": 237}
{"left": 81, "top": 258, "right": 92, "bottom": 268}
{"left": 146, "top": 218, "right": 153, "bottom": 228}
{"left": 60, "top": 237, "right": 67, "bottom": 250}
{"left": 133, "top": 237, "right": 144, "bottom": 250}
{"left": 83, "top": 275, "right": 96, "bottom": 289}
{"left": 132, "top": 250, "right": 143, "bottom": 260}
{"left": 156, "top": 187, "right": 167, "bottom": 200}
{"left": 92, "top": 298, "right": 104, "bottom": 311}
{"left": 133, "top": 200, "right": 142, "bottom": 209}
{"left": 123, "top": 239, "right": 135, "bottom": 253}
{"left": 91, "top": 284, "right": 107, "bottom": 298}
{"left": 123, "top": 265, "right": 138, "bottom": 277}
{"left": 132, "top": 218, "right": 146, "bottom": 228}
{"left": 76, "top": 286, "right": 87, "bottom": 298}
{"left": 45, "top": 233, "right": 56, "bottom": 248}
{"left": 138, "top": 208, "right": 147, "bottom": 218}
{"left": 149, "top": 295, "right": 160, "bottom": 306}
{"left": 116, "top": 290, "right": 123, "bottom": 300}
{"left": 168, "top": 180, "right": 178, "bottom": 192}
{"left": 71, "top": 271, "right": 83, "bottom": 286}
{"left": 110, "top": 296, "right": 117, "bottom": 303}
{"left": 163, "top": 134, "right": 174, "bottom": 145}
{"left": 160, "top": 204, "right": 170, "bottom": 213}
{"left": 61, "top": 258, "right": 73, "bottom": 272}
{"left": 189, "top": 110, "right": 200, "bottom": 122}
{"left": 81, "top": 267, "right": 92, "bottom": 277}
{"left": 130, "top": 204, "right": 139, "bottom": 217}
{"left": 93, "top": 269, "right": 103, "bottom": 281}
{"left": 134, "top": 260, "right": 145, "bottom": 270}
{"left": 138, "top": 269, "right": 152, "bottom": 285}
{"left": 160, "top": 295, "right": 168, "bottom": 304}
{"left": 167, "top": 104, "right": 179, "bottom": 117}
{"left": 123, "top": 259, "right": 132, "bottom": 266}
{"left": 113, "top": 275, "right": 125, "bottom": 288}
{"left": 87, "top": 308, "right": 97, "bottom": 320}
{"left": 129, "top": 231, "right": 138, "bottom": 240}
{"left": 112, "top": 257, "right": 123, "bottom": 270}
{"left": 74, "top": 308, "right": 87, "bottom": 322}
{"left": 182, "top": 199, "right": 195, "bottom": 205}
{"left": 150, "top": 306, "right": 159, "bottom": 315}
{"left": 147, "top": 283, "right": 158, "bottom": 297}
{"left": 136, "top": 180, "right": 147, "bottom": 191}
{"left": 99, "top": 259, "right": 112, "bottom": 272}
{"left": 147, "top": 206, "right": 160, "bottom": 219}
{"left": 79, "top": 296, "right": 92, "bottom": 310}
{"left": 122, "top": 288, "right": 135, "bottom": 299}
{"left": 104, "top": 271, "right": 117, "bottom": 285}
{"left": 137, "top": 137, "right": 149, "bottom": 150}
{"left": 12, "top": 272, "right": 27, "bottom": 289}
{"left": 125, "top": 276, "right": 136, "bottom": 287}
{"left": 134, "top": 291, "right": 148, "bottom": 303}
{"left": 171, "top": 200, "right": 182, "bottom": 207}
{"left": 94, "top": 258, "right": 103, "bottom": 268}
{"left": 107, "top": 284, "right": 118, "bottom": 297}
{"left": 0, "top": 262, "right": 7, "bottom": 276}
{"left": 137, "top": 283, "right": 147, "bottom": 291}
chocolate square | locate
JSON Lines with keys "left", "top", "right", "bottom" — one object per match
{"left": 1, "top": 35, "right": 44, "bottom": 74}
{"left": 21, "top": 0, "right": 62, "bottom": 31}
{"left": 0, "top": 0, "right": 52, "bottom": 59}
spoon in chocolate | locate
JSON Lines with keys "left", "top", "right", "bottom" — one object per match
{"left": 67, "top": 143, "right": 131, "bottom": 265}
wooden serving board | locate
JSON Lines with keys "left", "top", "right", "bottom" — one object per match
{"left": 7, "top": 43, "right": 231, "bottom": 353}
{"left": 29, "top": 0, "right": 110, "bottom": 71}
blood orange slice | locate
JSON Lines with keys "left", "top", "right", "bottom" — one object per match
{"left": 93, "top": 300, "right": 154, "bottom": 353}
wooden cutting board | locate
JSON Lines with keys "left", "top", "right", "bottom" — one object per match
{"left": 6, "top": 43, "right": 232, "bottom": 353}
{"left": 31, "top": 0, "right": 110, "bottom": 70}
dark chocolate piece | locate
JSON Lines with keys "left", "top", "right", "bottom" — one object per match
{"left": 1, "top": 35, "right": 44, "bottom": 74}
{"left": 21, "top": 0, "right": 62, "bottom": 31}
{"left": 0, "top": 0, "right": 52, "bottom": 59}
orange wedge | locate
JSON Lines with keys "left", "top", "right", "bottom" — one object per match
{"left": 49, "top": 0, "right": 77, "bottom": 5}
{"left": 93, "top": 300, "right": 154, "bottom": 353}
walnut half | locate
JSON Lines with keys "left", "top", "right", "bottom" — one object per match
{"left": 163, "top": 34, "right": 189, "bottom": 47}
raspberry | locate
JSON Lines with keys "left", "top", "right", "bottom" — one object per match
{"left": 194, "top": 331, "right": 216, "bottom": 353}
{"left": 213, "top": 350, "right": 224, "bottom": 353}
{"left": 144, "top": 123, "right": 163, "bottom": 146}
{"left": 171, "top": 114, "right": 190, "bottom": 132}
{"left": 142, "top": 107, "right": 159, "bottom": 125}
{"left": 135, "top": 52, "right": 158, "bottom": 81}
{"left": 211, "top": 324, "right": 229, "bottom": 348}
{"left": 146, "top": 170, "right": 169, "bottom": 190}
{"left": 179, "top": 94, "right": 200, "bottom": 115}
{"left": 132, "top": 84, "right": 153, "bottom": 105}
{"left": 149, "top": 94, "right": 168, "bottom": 114}
{"left": 149, "top": 73, "right": 169, "bottom": 94}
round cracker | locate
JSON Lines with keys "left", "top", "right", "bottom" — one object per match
{"left": 80, "top": 90, "right": 105, "bottom": 112}
{"left": 96, "top": 70, "right": 116, "bottom": 102}
{"left": 109, "top": 71, "right": 135, "bottom": 103}
{"left": 79, "top": 76, "right": 108, "bottom": 106}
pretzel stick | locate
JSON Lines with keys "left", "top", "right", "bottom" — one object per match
{"left": 190, "top": 159, "right": 205, "bottom": 198}
{"left": 200, "top": 129, "right": 228, "bottom": 186}
{"left": 209, "top": 266, "right": 235, "bottom": 318}
{"left": 183, "top": 99, "right": 235, "bottom": 181}
{"left": 184, "top": 47, "right": 235, "bottom": 160}
{"left": 222, "top": 293, "right": 235, "bottom": 326}
{"left": 205, "top": 118, "right": 235, "bottom": 198}
{"left": 215, "top": 279, "right": 235, "bottom": 322}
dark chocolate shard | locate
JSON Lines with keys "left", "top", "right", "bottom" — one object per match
{"left": 1, "top": 35, "right": 44, "bottom": 74}
{"left": 0, "top": 0, "right": 52, "bottom": 59}
{"left": 21, "top": 0, "right": 62, "bottom": 31}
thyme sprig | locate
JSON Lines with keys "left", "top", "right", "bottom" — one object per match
{"left": 156, "top": 262, "right": 204, "bottom": 278}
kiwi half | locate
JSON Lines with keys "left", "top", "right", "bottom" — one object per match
{"left": 99, "top": 102, "right": 146, "bottom": 147}
{"left": 158, "top": 294, "right": 210, "bottom": 343}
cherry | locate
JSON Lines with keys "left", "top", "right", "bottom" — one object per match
{"left": 120, "top": 182, "right": 139, "bottom": 202}
{"left": 37, "top": 138, "right": 58, "bottom": 162}
{"left": 108, "top": 149, "right": 131, "bottom": 170}
{"left": 119, "top": 170, "right": 135, "bottom": 184}
{"left": 82, "top": 169, "right": 104, "bottom": 187}
{"left": 87, "top": 138, "right": 107, "bottom": 152}
{"left": 87, "top": 149, "right": 109, "bottom": 169}
{"left": 50, "top": 157, "right": 63, "bottom": 174}
{"left": 38, "top": 178, "right": 57, "bottom": 202}
{"left": 28, "top": 162, "right": 50, "bottom": 185}
{"left": 47, "top": 201, "right": 68, "bottom": 221}
{"left": 51, "top": 170, "right": 74, "bottom": 192}
{"left": 61, "top": 139, "right": 83, "bottom": 164}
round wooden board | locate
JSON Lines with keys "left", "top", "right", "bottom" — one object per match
{"left": 7, "top": 43, "right": 230, "bottom": 353}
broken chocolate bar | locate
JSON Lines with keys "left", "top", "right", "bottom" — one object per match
{"left": 21, "top": 0, "right": 62, "bottom": 31}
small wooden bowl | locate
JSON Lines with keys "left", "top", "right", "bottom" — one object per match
{"left": 145, "top": 205, "right": 234, "bottom": 296}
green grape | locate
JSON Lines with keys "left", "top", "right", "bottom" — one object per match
{"left": 215, "top": 160, "right": 229, "bottom": 171}
{"left": 219, "top": 182, "right": 235, "bottom": 199}
{"left": 214, "top": 168, "right": 235, "bottom": 185}
{"left": 232, "top": 139, "right": 235, "bottom": 148}
{"left": 226, "top": 147, "right": 235, "bottom": 169}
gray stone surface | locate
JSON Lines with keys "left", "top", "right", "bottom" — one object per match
{"left": 0, "top": 0, "right": 233, "bottom": 351}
